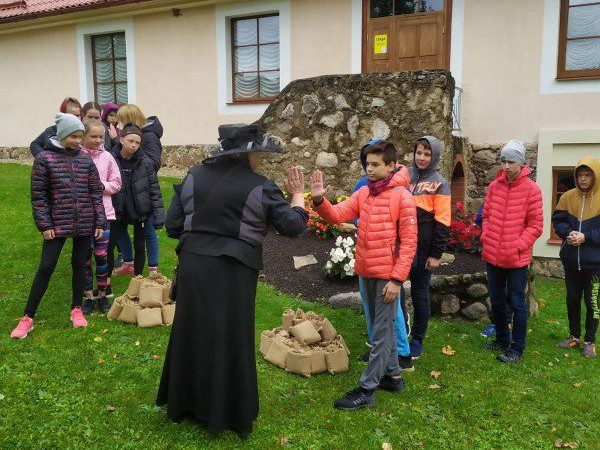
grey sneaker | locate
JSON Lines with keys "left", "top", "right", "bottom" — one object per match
{"left": 583, "top": 342, "right": 596, "bottom": 359}
{"left": 557, "top": 336, "right": 580, "bottom": 349}
{"left": 497, "top": 349, "right": 522, "bottom": 364}
{"left": 333, "top": 387, "right": 375, "bottom": 410}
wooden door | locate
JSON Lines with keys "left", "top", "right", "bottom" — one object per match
{"left": 363, "top": 0, "right": 451, "bottom": 73}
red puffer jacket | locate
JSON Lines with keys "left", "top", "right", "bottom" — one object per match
{"left": 316, "top": 167, "right": 417, "bottom": 282}
{"left": 481, "top": 166, "right": 543, "bottom": 268}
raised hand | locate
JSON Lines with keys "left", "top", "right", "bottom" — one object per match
{"left": 310, "top": 170, "right": 328, "bottom": 199}
{"left": 284, "top": 166, "right": 304, "bottom": 195}
{"left": 109, "top": 124, "right": 118, "bottom": 139}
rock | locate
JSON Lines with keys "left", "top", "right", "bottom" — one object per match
{"left": 484, "top": 297, "right": 492, "bottom": 312}
{"left": 429, "top": 276, "right": 446, "bottom": 290}
{"left": 291, "top": 137, "right": 308, "bottom": 147}
{"left": 347, "top": 115, "right": 359, "bottom": 140}
{"left": 301, "top": 94, "right": 320, "bottom": 117}
{"left": 293, "top": 254, "right": 318, "bottom": 270}
{"left": 461, "top": 274, "right": 472, "bottom": 283}
{"left": 371, "top": 118, "right": 390, "bottom": 140}
{"left": 472, "top": 149, "right": 497, "bottom": 168}
{"left": 439, "top": 294, "right": 460, "bottom": 314}
{"left": 303, "top": 152, "right": 311, "bottom": 158}
{"left": 445, "top": 275, "right": 459, "bottom": 286}
{"left": 547, "top": 260, "right": 565, "bottom": 278}
{"left": 333, "top": 94, "right": 351, "bottom": 110}
{"left": 530, "top": 259, "right": 550, "bottom": 277}
{"left": 328, "top": 292, "right": 363, "bottom": 311}
{"left": 280, "top": 103, "right": 295, "bottom": 120}
{"left": 316, "top": 152, "right": 339, "bottom": 168}
{"left": 371, "top": 97, "right": 386, "bottom": 107}
{"left": 440, "top": 253, "right": 455, "bottom": 265}
{"left": 462, "top": 302, "right": 488, "bottom": 320}
{"left": 319, "top": 112, "right": 344, "bottom": 129}
{"left": 466, "top": 283, "right": 488, "bottom": 299}
{"left": 337, "top": 223, "right": 356, "bottom": 233}
{"left": 471, "top": 143, "right": 484, "bottom": 151}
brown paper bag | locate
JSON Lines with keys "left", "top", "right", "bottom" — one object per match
{"left": 319, "top": 318, "right": 337, "bottom": 341}
{"left": 126, "top": 276, "right": 143, "bottom": 297}
{"left": 264, "top": 337, "right": 289, "bottom": 369}
{"left": 289, "top": 321, "right": 321, "bottom": 345}
{"left": 148, "top": 272, "right": 168, "bottom": 284}
{"left": 310, "top": 350, "right": 327, "bottom": 374}
{"left": 162, "top": 281, "right": 172, "bottom": 304}
{"left": 107, "top": 295, "right": 126, "bottom": 321}
{"left": 285, "top": 351, "right": 312, "bottom": 377}
{"left": 137, "top": 307, "right": 163, "bottom": 328}
{"left": 139, "top": 281, "right": 163, "bottom": 308}
{"left": 118, "top": 302, "right": 141, "bottom": 324}
{"left": 326, "top": 346, "right": 349, "bottom": 374}
{"left": 259, "top": 330, "right": 274, "bottom": 357}
{"left": 161, "top": 304, "right": 176, "bottom": 325}
{"left": 292, "top": 318, "right": 306, "bottom": 326}
{"left": 282, "top": 309, "right": 294, "bottom": 330}
{"left": 336, "top": 335, "right": 351, "bottom": 355}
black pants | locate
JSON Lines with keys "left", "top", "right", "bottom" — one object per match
{"left": 564, "top": 269, "right": 600, "bottom": 343}
{"left": 24, "top": 236, "right": 91, "bottom": 318}
{"left": 107, "top": 220, "right": 146, "bottom": 276}
{"left": 409, "top": 266, "right": 432, "bottom": 343}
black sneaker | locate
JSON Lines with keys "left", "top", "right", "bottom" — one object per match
{"left": 97, "top": 297, "right": 111, "bottom": 314}
{"left": 497, "top": 349, "right": 522, "bottom": 364}
{"left": 378, "top": 376, "right": 405, "bottom": 392}
{"left": 485, "top": 340, "right": 509, "bottom": 352}
{"left": 333, "top": 387, "right": 375, "bottom": 410}
{"left": 81, "top": 298, "right": 96, "bottom": 315}
{"left": 398, "top": 355, "right": 415, "bottom": 372}
{"left": 105, "top": 286, "right": 113, "bottom": 299}
{"left": 358, "top": 350, "right": 371, "bottom": 362}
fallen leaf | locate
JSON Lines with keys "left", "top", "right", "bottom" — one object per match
{"left": 533, "top": 350, "right": 540, "bottom": 355}
{"left": 0, "top": 394, "right": 4, "bottom": 401}
{"left": 152, "top": 354, "right": 160, "bottom": 360}
{"left": 572, "top": 361, "right": 578, "bottom": 365}
{"left": 382, "top": 444, "right": 393, "bottom": 450}
{"left": 564, "top": 353, "right": 569, "bottom": 358}
{"left": 102, "top": 328, "right": 108, "bottom": 334}
{"left": 135, "top": 341, "right": 140, "bottom": 346}
{"left": 551, "top": 427, "right": 557, "bottom": 432}
{"left": 441, "top": 346, "right": 455, "bottom": 356}
{"left": 528, "top": 328, "right": 533, "bottom": 333}
{"left": 574, "top": 382, "right": 582, "bottom": 388}
{"left": 93, "top": 336, "right": 103, "bottom": 343}
{"left": 548, "top": 362, "right": 554, "bottom": 367}
{"left": 107, "top": 406, "right": 115, "bottom": 412}
{"left": 279, "top": 436, "right": 289, "bottom": 446}
{"left": 555, "top": 440, "right": 579, "bottom": 449}
{"left": 98, "top": 358, "right": 105, "bottom": 364}
{"left": 555, "top": 439, "right": 564, "bottom": 448}
{"left": 428, "top": 384, "right": 442, "bottom": 390}
{"left": 430, "top": 371, "right": 442, "bottom": 379}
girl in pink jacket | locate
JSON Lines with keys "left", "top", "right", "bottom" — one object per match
{"left": 80, "top": 119, "right": 122, "bottom": 314}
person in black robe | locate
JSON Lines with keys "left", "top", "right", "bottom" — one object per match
{"left": 156, "top": 124, "right": 308, "bottom": 435}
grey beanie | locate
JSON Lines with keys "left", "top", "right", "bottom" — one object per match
{"left": 55, "top": 113, "right": 84, "bottom": 141}
{"left": 500, "top": 139, "right": 526, "bottom": 165}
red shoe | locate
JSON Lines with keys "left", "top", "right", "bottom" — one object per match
{"left": 11, "top": 315, "right": 34, "bottom": 339}
{"left": 149, "top": 266, "right": 158, "bottom": 274}
{"left": 70, "top": 307, "right": 88, "bottom": 328}
{"left": 113, "top": 262, "right": 134, "bottom": 276}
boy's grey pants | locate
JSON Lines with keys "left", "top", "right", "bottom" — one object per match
{"left": 359, "top": 278, "right": 402, "bottom": 391}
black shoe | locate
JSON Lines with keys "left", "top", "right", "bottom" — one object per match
{"left": 333, "top": 387, "right": 375, "bottom": 410}
{"left": 81, "top": 298, "right": 96, "bottom": 315}
{"left": 358, "top": 350, "right": 371, "bottom": 362}
{"left": 497, "top": 349, "right": 522, "bottom": 364}
{"left": 105, "top": 286, "right": 113, "bottom": 299}
{"left": 378, "top": 376, "right": 405, "bottom": 392}
{"left": 97, "top": 297, "right": 111, "bottom": 314}
{"left": 398, "top": 355, "right": 415, "bottom": 372}
{"left": 485, "top": 340, "right": 509, "bottom": 352}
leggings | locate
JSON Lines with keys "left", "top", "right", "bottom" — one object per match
{"left": 107, "top": 221, "right": 146, "bottom": 276}
{"left": 85, "top": 224, "right": 111, "bottom": 294}
{"left": 24, "top": 236, "right": 91, "bottom": 318}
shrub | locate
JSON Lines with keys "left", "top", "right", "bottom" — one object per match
{"left": 449, "top": 201, "right": 481, "bottom": 253}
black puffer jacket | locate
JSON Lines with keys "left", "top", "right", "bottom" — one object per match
{"left": 141, "top": 116, "right": 163, "bottom": 172}
{"left": 31, "top": 138, "right": 107, "bottom": 237}
{"left": 111, "top": 145, "right": 165, "bottom": 227}
{"left": 30, "top": 125, "right": 56, "bottom": 157}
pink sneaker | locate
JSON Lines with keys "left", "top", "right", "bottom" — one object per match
{"left": 11, "top": 315, "right": 34, "bottom": 339}
{"left": 113, "top": 262, "right": 134, "bottom": 276}
{"left": 70, "top": 307, "right": 88, "bottom": 328}
{"left": 149, "top": 266, "right": 158, "bottom": 274}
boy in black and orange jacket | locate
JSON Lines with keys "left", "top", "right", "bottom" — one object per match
{"left": 408, "top": 136, "right": 451, "bottom": 358}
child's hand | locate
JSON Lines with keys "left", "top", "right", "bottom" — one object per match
{"left": 42, "top": 229, "right": 55, "bottom": 240}
{"left": 94, "top": 228, "right": 104, "bottom": 239}
{"left": 425, "top": 257, "right": 440, "bottom": 270}
{"left": 310, "top": 170, "right": 328, "bottom": 201}
{"left": 382, "top": 281, "right": 401, "bottom": 303}
{"left": 109, "top": 124, "right": 118, "bottom": 139}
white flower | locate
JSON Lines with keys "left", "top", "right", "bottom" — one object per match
{"left": 330, "top": 248, "right": 336, "bottom": 257}
{"left": 345, "top": 248, "right": 354, "bottom": 258}
{"left": 336, "top": 236, "right": 343, "bottom": 246}
{"left": 346, "top": 266, "right": 355, "bottom": 276}
{"left": 343, "top": 237, "right": 354, "bottom": 248}
{"left": 343, "top": 263, "right": 350, "bottom": 273}
{"left": 326, "top": 260, "right": 333, "bottom": 270}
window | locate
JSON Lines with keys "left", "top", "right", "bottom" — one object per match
{"left": 370, "top": 0, "right": 443, "bottom": 18}
{"left": 558, "top": 0, "right": 600, "bottom": 80}
{"left": 231, "top": 14, "right": 280, "bottom": 102}
{"left": 91, "top": 32, "right": 128, "bottom": 103}
{"left": 550, "top": 167, "right": 575, "bottom": 240}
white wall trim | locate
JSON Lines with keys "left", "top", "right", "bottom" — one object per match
{"left": 350, "top": 0, "right": 362, "bottom": 74}
{"left": 215, "top": 0, "right": 291, "bottom": 116}
{"left": 76, "top": 18, "right": 136, "bottom": 104}
{"left": 449, "top": 0, "right": 464, "bottom": 88}
{"left": 540, "top": 0, "right": 600, "bottom": 94}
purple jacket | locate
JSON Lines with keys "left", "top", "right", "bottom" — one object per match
{"left": 31, "top": 138, "right": 107, "bottom": 237}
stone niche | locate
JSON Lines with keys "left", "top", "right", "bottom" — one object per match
{"left": 256, "top": 70, "right": 455, "bottom": 197}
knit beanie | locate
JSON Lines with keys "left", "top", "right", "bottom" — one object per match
{"left": 500, "top": 139, "right": 526, "bottom": 165}
{"left": 55, "top": 113, "right": 84, "bottom": 141}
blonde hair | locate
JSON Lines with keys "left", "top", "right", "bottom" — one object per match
{"left": 116, "top": 104, "right": 146, "bottom": 128}
{"left": 82, "top": 118, "right": 104, "bottom": 135}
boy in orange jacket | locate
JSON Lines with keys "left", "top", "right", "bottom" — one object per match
{"left": 311, "top": 140, "right": 417, "bottom": 410}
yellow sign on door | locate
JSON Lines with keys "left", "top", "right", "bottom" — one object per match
{"left": 374, "top": 34, "right": 388, "bottom": 54}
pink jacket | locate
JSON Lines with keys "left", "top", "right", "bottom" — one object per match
{"left": 80, "top": 147, "right": 122, "bottom": 220}
{"left": 482, "top": 166, "right": 543, "bottom": 268}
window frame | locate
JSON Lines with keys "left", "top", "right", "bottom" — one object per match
{"left": 230, "top": 13, "right": 280, "bottom": 104}
{"left": 557, "top": 0, "right": 600, "bottom": 80}
{"left": 91, "top": 32, "right": 128, "bottom": 104}
{"left": 549, "top": 166, "right": 575, "bottom": 242}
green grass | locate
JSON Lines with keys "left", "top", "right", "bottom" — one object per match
{"left": 0, "top": 162, "right": 598, "bottom": 449}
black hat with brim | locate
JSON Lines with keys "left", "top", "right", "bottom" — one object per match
{"left": 211, "top": 123, "right": 283, "bottom": 157}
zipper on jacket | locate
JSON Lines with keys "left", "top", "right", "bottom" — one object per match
{"left": 68, "top": 154, "right": 79, "bottom": 235}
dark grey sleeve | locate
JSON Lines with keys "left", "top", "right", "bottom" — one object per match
{"left": 262, "top": 180, "right": 308, "bottom": 237}
{"left": 30, "top": 126, "right": 54, "bottom": 157}
{"left": 166, "top": 172, "right": 194, "bottom": 238}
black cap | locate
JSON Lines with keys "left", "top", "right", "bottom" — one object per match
{"left": 212, "top": 123, "right": 283, "bottom": 157}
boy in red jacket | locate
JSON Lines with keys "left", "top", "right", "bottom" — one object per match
{"left": 311, "top": 141, "right": 417, "bottom": 409}
{"left": 481, "top": 140, "right": 543, "bottom": 364}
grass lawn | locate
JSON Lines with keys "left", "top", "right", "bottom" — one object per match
{"left": 0, "top": 162, "right": 598, "bottom": 449}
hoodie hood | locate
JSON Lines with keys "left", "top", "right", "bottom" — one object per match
{"left": 101, "top": 103, "right": 120, "bottom": 124}
{"left": 412, "top": 135, "right": 441, "bottom": 172}
{"left": 46, "top": 137, "right": 80, "bottom": 155}
{"left": 143, "top": 116, "right": 163, "bottom": 138}
{"left": 389, "top": 164, "right": 411, "bottom": 189}
{"left": 574, "top": 157, "right": 600, "bottom": 196}
{"left": 80, "top": 145, "right": 105, "bottom": 158}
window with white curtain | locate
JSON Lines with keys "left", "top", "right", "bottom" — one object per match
{"left": 558, "top": 0, "right": 600, "bottom": 79}
{"left": 91, "top": 33, "right": 128, "bottom": 103}
{"left": 231, "top": 14, "right": 280, "bottom": 101}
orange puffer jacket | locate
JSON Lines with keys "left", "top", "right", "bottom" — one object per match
{"left": 482, "top": 166, "right": 543, "bottom": 268}
{"left": 316, "top": 167, "right": 417, "bottom": 282}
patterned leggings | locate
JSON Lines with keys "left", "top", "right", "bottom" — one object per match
{"left": 85, "top": 225, "right": 111, "bottom": 295}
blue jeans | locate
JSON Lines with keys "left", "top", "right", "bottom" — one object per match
{"left": 360, "top": 276, "right": 410, "bottom": 357}
{"left": 487, "top": 264, "right": 528, "bottom": 355}
{"left": 117, "top": 217, "right": 159, "bottom": 268}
